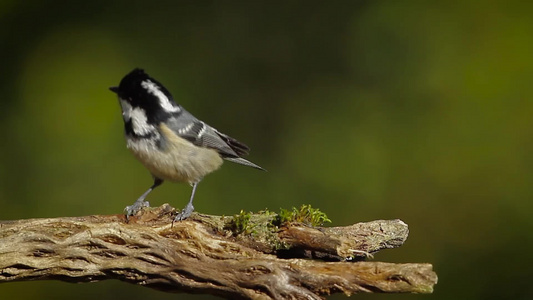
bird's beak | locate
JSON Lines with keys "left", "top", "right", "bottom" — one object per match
{"left": 109, "top": 86, "right": 119, "bottom": 93}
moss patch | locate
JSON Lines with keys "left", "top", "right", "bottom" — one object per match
{"left": 271, "top": 205, "right": 331, "bottom": 227}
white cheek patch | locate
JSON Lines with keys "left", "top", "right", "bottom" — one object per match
{"left": 121, "top": 98, "right": 157, "bottom": 136}
{"left": 141, "top": 79, "right": 180, "bottom": 113}
{"left": 130, "top": 108, "right": 157, "bottom": 136}
{"left": 119, "top": 99, "right": 133, "bottom": 120}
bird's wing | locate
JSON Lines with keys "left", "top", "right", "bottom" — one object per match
{"left": 164, "top": 110, "right": 265, "bottom": 171}
{"left": 164, "top": 110, "right": 242, "bottom": 158}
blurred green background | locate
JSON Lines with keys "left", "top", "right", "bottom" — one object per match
{"left": 1, "top": 1, "right": 532, "bottom": 299}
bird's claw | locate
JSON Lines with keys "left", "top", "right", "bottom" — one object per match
{"left": 124, "top": 200, "right": 150, "bottom": 218}
{"left": 173, "top": 204, "right": 194, "bottom": 222}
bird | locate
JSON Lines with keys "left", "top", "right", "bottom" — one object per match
{"left": 110, "top": 68, "right": 264, "bottom": 221}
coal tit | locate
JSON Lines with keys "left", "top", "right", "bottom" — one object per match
{"left": 110, "top": 68, "right": 264, "bottom": 221}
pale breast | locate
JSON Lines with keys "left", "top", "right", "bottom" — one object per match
{"left": 127, "top": 124, "right": 223, "bottom": 184}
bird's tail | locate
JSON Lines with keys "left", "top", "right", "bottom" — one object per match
{"left": 224, "top": 157, "right": 266, "bottom": 171}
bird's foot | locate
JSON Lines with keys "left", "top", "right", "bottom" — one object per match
{"left": 124, "top": 200, "right": 150, "bottom": 218}
{"left": 173, "top": 203, "right": 194, "bottom": 222}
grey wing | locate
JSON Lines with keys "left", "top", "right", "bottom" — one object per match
{"left": 164, "top": 110, "right": 264, "bottom": 170}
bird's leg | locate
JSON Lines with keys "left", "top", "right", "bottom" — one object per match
{"left": 174, "top": 181, "right": 200, "bottom": 221}
{"left": 125, "top": 177, "right": 163, "bottom": 218}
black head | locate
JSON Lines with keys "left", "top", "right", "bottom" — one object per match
{"left": 110, "top": 68, "right": 181, "bottom": 123}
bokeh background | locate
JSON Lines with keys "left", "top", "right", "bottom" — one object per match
{"left": 1, "top": 1, "right": 532, "bottom": 299}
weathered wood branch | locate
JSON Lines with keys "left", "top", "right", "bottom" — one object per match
{"left": 0, "top": 204, "right": 437, "bottom": 299}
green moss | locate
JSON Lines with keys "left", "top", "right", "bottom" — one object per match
{"left": 224, "top": 210, "right": 254, "bottom": 235}
{"left": 271, "top": 204, "right": 331, "bottom": 227}
{"left": 223, "top": 205, "right": 331, "bottom": 250}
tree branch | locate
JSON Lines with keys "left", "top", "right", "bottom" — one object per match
{"left": 0, "top": 204, "right": 437, "bottom": 299}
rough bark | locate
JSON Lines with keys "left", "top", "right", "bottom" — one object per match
{"left": 0, "top": 204, "right": 437, "bottom": 299}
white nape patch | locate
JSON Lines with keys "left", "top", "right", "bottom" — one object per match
{"left": 128, "top": 107, "right": 157, "bottom": 136}
{"left": 141, "top": 80, "right": 180, "bottom": 113}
